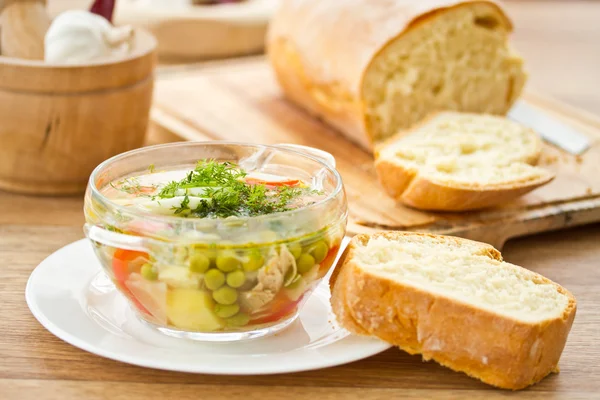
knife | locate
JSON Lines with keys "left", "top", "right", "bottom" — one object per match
{"left": 508, "top": 101, "right": 590, "bottom": 155}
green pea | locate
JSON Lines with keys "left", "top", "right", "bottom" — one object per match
{"left": 296, "top": 253, "right": 315, "bottom": 274}
{"left": 226, "top": 270, "right": 246, "bottom": 288}
{"left": 288, "top": 243, "right": 302, "bottom": 259}
{"left": 242, "top": 250, "right": 264, "bottom": 272}
{"left": 226, "top": 312, "right": 250, "bottom": 327}
{"left": 214, "top": 304, "right": 240, "bottom": 318}
{"left": 216, "top": 253, "right": 241, "bottom": 272}
{"left": 140, "top": 263, "right": 158, "bottom": 280}
{"left": 204, "top": 269, "right": 225, "bottom": 290}
{"left": 195, "top": 245, "right": 217, "bottom": 267}
{"left": 310, "top": 241, "right": 329, "bottom": 264}
{"left": 212, "top": 286, "right": 238, "bottom": 305}
{"left": 189, "top": 253, "right": 210, "bottom": 273}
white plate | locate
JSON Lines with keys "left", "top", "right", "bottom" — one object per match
{"left": 25, "top": 239, "right": 390, "bottom": 375}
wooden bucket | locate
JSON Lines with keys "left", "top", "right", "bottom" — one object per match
{"left": 0, "top": 28, "right": 157, "bottom": 195}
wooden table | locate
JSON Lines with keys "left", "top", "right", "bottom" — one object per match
{"left": 2, "top": 1, "right": 600, "bottom": 399}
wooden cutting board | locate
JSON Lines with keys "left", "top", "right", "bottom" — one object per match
{"left": 150, "top": 57, "right": 600, "bottom": 249}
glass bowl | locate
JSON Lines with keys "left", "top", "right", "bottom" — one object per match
{"left": 83, "top": 141, "right": 348, "bottom": 341}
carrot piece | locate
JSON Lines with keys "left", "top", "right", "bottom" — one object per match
{"left": 245, "top": 177, "right": 300, "bottom": 187}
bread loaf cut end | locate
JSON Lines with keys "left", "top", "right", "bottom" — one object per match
{"left": 363, "top": 2, "right": 526, "bottom": 144}
{"left": 268, "top": 0, "right": 526, "bottom": 149}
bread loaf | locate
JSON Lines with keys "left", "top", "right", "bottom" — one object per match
{"left": 267, "top": 0, "right": 526, "bottom": 150}
{"left": 330, "top": 232, "right": 576, "bottom": 390}
{"left": 374, "top": 112, "right": 554, "bottom": 211}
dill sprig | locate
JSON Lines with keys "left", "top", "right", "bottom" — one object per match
{"left": 111, "top": 177, "right": 139, "bottom": 194}
{"left": 154, "top": 159, "right": 317, "bottom": 218}
{"left": 111, "top": 177, "right": 156, "bottom": 197}
{"left": 173, "top": 194, "right": 190, "bottom": 215}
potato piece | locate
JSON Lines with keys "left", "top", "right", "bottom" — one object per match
{"left": 166, "top": 288, "right": 224, "bottom": 331}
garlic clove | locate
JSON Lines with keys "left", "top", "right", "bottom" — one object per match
{"left": 44, "top": 9, "right": 134, "bottom": 64}
{"left": 103, "top": 24, "right": 135, "bottom": 55}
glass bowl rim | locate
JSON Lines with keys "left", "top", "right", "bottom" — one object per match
{"left": 88, "top": 141, "right": 346, "bottom": 226}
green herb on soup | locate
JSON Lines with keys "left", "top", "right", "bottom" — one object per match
{"left": 107, "top": 160, "right": 325, "bottom": 218}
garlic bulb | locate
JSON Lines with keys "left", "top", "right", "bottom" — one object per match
{"left": 44, "top": 10, "right": 134, "bottom": 64}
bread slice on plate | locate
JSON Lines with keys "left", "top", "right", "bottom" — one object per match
{"left": 374, "top": 112, "right": 555, "bottom": 211}
{"left": 330, "top": 232, "right": 576, "bottom": 390}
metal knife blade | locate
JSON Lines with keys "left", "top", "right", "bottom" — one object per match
{"left": 508, "top": 101, "right": 590, "bottom": 155}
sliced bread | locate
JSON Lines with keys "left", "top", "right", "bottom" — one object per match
{"left": 374, "top": 112, "right": 555, "bottom": 211}
{"left": 330, "top": 232, "right": 576, "bottom": 390}
{"left": 267, "top": 0, "right": 526, "bottom": 150}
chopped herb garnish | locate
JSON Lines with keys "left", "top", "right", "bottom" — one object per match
{"left": 111, "top": 177, "right": 140, "bottom": 194}
{"left": 112, "top": 176, "right": 157, "bottom": 197}
{"left": 173, "top": 194, "right": 190, "bottom": 214}
{"left": 148, "top": 163, "right": 155, "bottom": 173}
{"left": 153, "top": 160, "right": 319, "bottom": 218}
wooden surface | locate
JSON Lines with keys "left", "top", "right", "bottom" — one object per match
{"left": 0, "top": 0, "right": 50, "bottom": 60}
{"left": 151, "top": 59, "right": 600, "bottom": 249}
{"left": 0, "top": 29, "right": 156, "bottom": 195}
{"left": 504, "top": 0, "right": 600, "bottom": 115}
{"left": 2, "top": 1, "right": 600, "bottom": 399}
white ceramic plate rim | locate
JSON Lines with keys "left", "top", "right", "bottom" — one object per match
{"left": 26, "top": 239, "right": 391, "bottom": 375}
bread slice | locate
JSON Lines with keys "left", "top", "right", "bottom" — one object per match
{"left": 330, "top": 232, "right": 576, "bottom": 390}
{"left": 267, "top": 0, "right": 526, "bottom": 149}
{"left": 374, "top": 112, "right": 555, "bottom": 211}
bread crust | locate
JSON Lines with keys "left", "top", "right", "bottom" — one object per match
{"left": 267, "top": 0, "right": 515, "bottom": 149}
{"left": 330, "top": 232, "right": 577, "bottom": 390}
{"left": 374, "top": 157, "right": 555, "bottom": 211}
{"left": 373, "top": 112, "right": 555, "bottom": 211}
